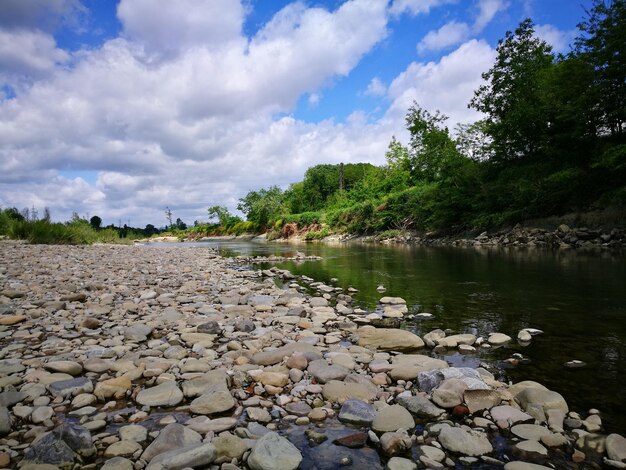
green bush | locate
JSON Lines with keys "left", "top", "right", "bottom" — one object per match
{"left": 304, "top": 227, "right": 331, "bottom": 240}
{"left": 227, "top": 221, "right": 258, "bottom": 235}
{"left": 283, "top": 211, "right": 323, "bottom": 227}
{"left": 376, "top": 229, "right": 401, "bottom": 240}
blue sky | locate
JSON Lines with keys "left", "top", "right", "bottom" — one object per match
{"left": 0, "top": 0, "right": 591, "bottom": 227}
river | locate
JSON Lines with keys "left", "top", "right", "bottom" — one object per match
{"left": 150, "top": 239, "right": 626, "bottom": 433}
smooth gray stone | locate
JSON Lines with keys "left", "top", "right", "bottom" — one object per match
{"left": 396, "top": 395, "right": 446, "bottom": 419}
{"left": 338, "top": 399, "right": 376, "bottom": 426}
{"left": 247, "top": 432, "right": 302, "bottom": 470}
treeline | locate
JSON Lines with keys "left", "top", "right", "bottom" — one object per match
{"left": 0, "top": 208, "right": 159, "bottom": 244}
{"left": 232, "top": 1, "right": 625, "bottom": 237}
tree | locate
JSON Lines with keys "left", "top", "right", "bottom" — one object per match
{"left": 470, "top": 19, "right": 555, "bottom": 162}
{"left": 237, "top": 186, "right": 285, "bottom": 228}
{"left": 284, "top": 182, "right": 307, "bottom": 214}
{"left": 144, "top": 224, "right": 158, "bottom": 235}
{"left": 42, "top": 207, "right": 51, "bottom": 222}
{"left": 90, "top": 215, "right": 102, "bottom": 230}
{"left": 165, "top": 207, "right": 173, "bottom": 228}
{"left": 175, "top": 218, "right": 187, "bottom": 230}
{"left": 405, "top": 102, "right": 461, "bottom": 183}
{"left": 3, "top": 207, "right": 24, "bottom": 221}
{"left": 455, "top": 121, "right": 494, "bottom": 162}
{"left": 575, "top": 0, "right": 625, "bottom": 137}
{"left": 207, "top": 205, "right": 239, "bottom": 227}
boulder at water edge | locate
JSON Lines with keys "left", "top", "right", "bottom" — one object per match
{"left": 247, "top": 432, "right": 302, "bottom": 470}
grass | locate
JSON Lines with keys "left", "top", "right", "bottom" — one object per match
{"left": 0, "top": 213, "right": 138, "bottom": 245}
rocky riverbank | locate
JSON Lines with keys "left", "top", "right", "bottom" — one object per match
{"left": 0, "top": 241, "right": 624, "bottom": 470}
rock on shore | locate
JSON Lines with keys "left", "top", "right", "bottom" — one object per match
{"left": 0, "top": 241, "right": 622, "bottom": 469}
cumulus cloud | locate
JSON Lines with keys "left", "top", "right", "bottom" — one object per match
{"left": 0, "top": 1, "right": 498, "bottom": 227}
{"left": 417, "top": 21, "right": 471, "bottom": 53}
{"left": 365, "top": 77, "right": 387, "bottom": 97}
{"left": 473, "top": 0, "right": 508, "bottom": 32}
{"left": 117, "top": 0, "right": 245, "bottom": 58}
{"left": 390, "top": 0, "right": 457, "bottom": 16}
{"left": 388, "top": 39, "right": 496, "bottom": 126}
{"left": 0, "top": 0, "right": 393, "bottom": 225}
{"left": 0, "top": 0, "right": 87, "bottom": 32}
{"left": 535, "top": 24, "right": 575, "bottom": 53}
{"left": 0, "top": 175, "right": 104, "bottom": 216}
{"left": 0, "top": 29, "right": 70, "bottom": 83}
{"left": 416, "top": 0, "right": 507, "bottom": 53}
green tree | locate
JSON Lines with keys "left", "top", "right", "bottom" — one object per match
{"left": 539, "top": 56, "right": 598, "bottom": 163}
{"left": 405, "top": 102, "right": 462, "bottom": 183}
{"left": 89, "top": 215, "right": 102, "bottom": 230}
{"left": 283, "top": 182, "right": 307, "bottom": 214}
{"left": 301, "top": 165, "right": 340, "bottom": 210}
{"left": 207, "top": 205, "right": 241, "bottom": 228}
{"left": 470, "top": 19, "right": 555, "bottom": 161}
{"left": 144, "top": 224, "right": 158, "bottom": 235}
{"left": 207, "top": 205, "right": 229, "bottom": 226}
{"left": 575, "top": 0, "right": 625, "bottom": 137}
{"left": 2, "top": 207, "right": 24, "bottom": 221}
{"left": 237, "top": 186, "right": 285, "bottom": 228}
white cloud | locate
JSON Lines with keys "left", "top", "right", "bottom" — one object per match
{"left": 117, "top": 0, "right": 245, "bottom": 58}
{"left": 535, "top": 24, "right": 575, "bottom": 53}
{"left": 388, "top": 39, "right": 496, "bottom": 126}
{"left": 0, "top": 0, "right": 87, "bottom": 32}
{"left": 308, "top": 93, "right": 320, "bottom": 106}
{"left": 0, "top": 0, "right": 392, "bottom": 226}
{"left": 473, "top": 0, "right": 508, "bottom": 32}
{"left": 417, "top": 21, "right": 471, "bottom": 53}
{"left": 390, "top": 0, "right": 457, "bottom": 16}
{"left": 0, "top": 175, "right": 104, "bottom": 217}
{"left": 416, "top": 0, "right": 507, "bottom": 53}
{"left": 365, "top": 77, "right": 387, "bottom": 97}
{"left": 0, "top": 1, "right": 498, "bottom": 227}
{"left": 0, "top": 29, "right": 70, "bottom": 83}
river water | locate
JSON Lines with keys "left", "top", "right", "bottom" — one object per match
{"left": 153, "top": 239, "right": 626, "bottom": 433}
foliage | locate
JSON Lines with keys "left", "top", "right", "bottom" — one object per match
{"left": 283, "top": 211, "right": 323, "bottom": 226}
{"left": 90, "top": 215, "right": 102, "bottom": 230}
{"left": 235, "top": 6, "right": 625, "bottom": 236}
{"left": 375, "top": 229, "right": 401, "bottom": 241}
{"left": 207, "top": 205, "right": 242, "bottom": 229}
{"left": 228, "top": 221, "right": 258, "bottom": 235}
{"left": 470, "top": 19, "right": 555, "bottom": 162}
{"left": 237, "top": 185, "right": 285, "bottom": 229}
{"left": 304, "top": 227, "right": 331, "bottom": 240}
{"left": 575, "top": 0, "right": 625, "bottom": 137}
{"left": 0, "top": 208, "right": 157, "bottom": 244}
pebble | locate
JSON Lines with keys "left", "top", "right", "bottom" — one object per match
{"left": 0, "top": 242, "right": 618, "bottom": 470}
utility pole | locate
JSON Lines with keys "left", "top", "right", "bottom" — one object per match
{"left": 165, "top": 207, "right": 173, "bottom": 228}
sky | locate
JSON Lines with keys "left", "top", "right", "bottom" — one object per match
{"left": 0, "top": 0, "right": 592, "bottom": 228}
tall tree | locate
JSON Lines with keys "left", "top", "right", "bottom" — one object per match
{"left": 405, "top": 102, "right": 461, "bottom": 183}
{"left": 238, "top": 186, "right": 285, "bottom": 228}
{"left": 575, "top": 0, "right": 626, "bottom": 137}
{"left": 470, "top": 19, "right": 555, "bottom": 162}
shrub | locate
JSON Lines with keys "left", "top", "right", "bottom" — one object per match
{"left": 304, "top": 227, "right": 331, "bottom": 240}
{"left": 376, "top": 229, "right": 401, "bottom": 241}
{"left": 283, "top": 211, "right": 323, "bottom": 227}
{"left": 228, "top": 221, "right": 258, "bottom": 235}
